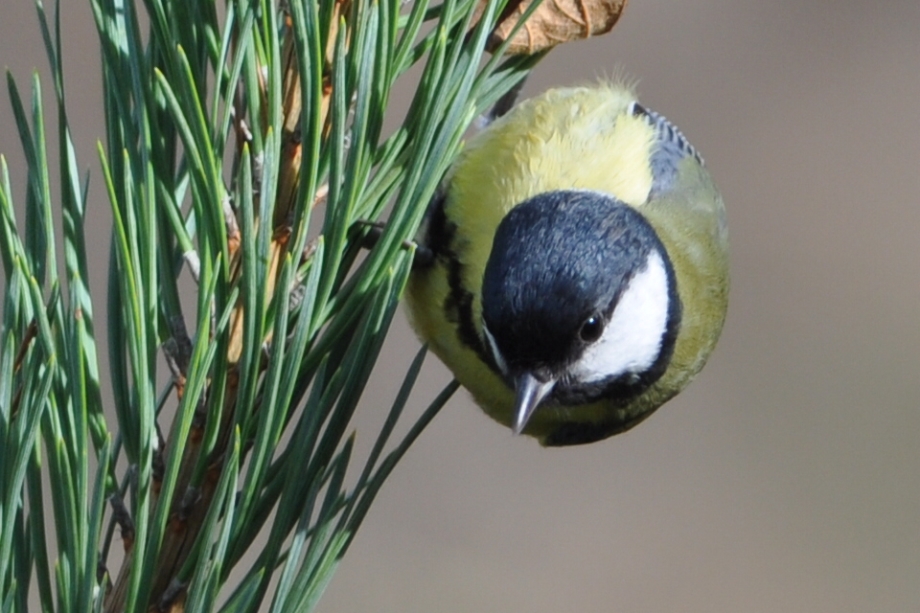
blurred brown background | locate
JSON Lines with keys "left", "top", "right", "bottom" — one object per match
{"left": 3, "top": 1, "right": 920, "bottom": 611}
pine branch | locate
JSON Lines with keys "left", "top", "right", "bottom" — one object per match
{"left": 1, "top": 0, "right": 542, "bottom": 610}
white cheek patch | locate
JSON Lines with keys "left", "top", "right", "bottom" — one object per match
{"left": 569, "top": 250, "right": 671, "bottom": 384}
{"left": 482, "top": 323, "right": 509, "bottom": 376}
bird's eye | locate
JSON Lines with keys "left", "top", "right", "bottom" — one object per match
{"left": 579, "top": 315, "right": 604, "bottom": 343}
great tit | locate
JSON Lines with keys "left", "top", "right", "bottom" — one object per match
{"left": 405, "top": 83, "right": 729, "bottom": 446}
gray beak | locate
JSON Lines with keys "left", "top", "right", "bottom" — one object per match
{"left": 512, "top": 372, "right": 556, "bottom": 435}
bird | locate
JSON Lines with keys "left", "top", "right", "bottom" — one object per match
{"left": 404, "top": 82, "right": 729, "bottom": 446}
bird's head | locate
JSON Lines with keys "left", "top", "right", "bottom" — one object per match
{"left": 480, "top": 190, "right": 681, "bottom": 434}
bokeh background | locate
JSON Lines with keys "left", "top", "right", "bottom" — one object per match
{"left": 3, "top": 1, "right": 920, "bottom": 611}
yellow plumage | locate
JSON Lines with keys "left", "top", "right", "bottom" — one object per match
{"left": 405, "top": 83, "right": 728, "bottom": 446}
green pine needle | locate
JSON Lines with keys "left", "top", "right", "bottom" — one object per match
{"left": 0, "top": 0, "right": 544, "bottom": 609}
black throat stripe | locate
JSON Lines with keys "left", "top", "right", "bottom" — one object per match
{"left": 421, "top": 192, "right": 497, "bottom": 371}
